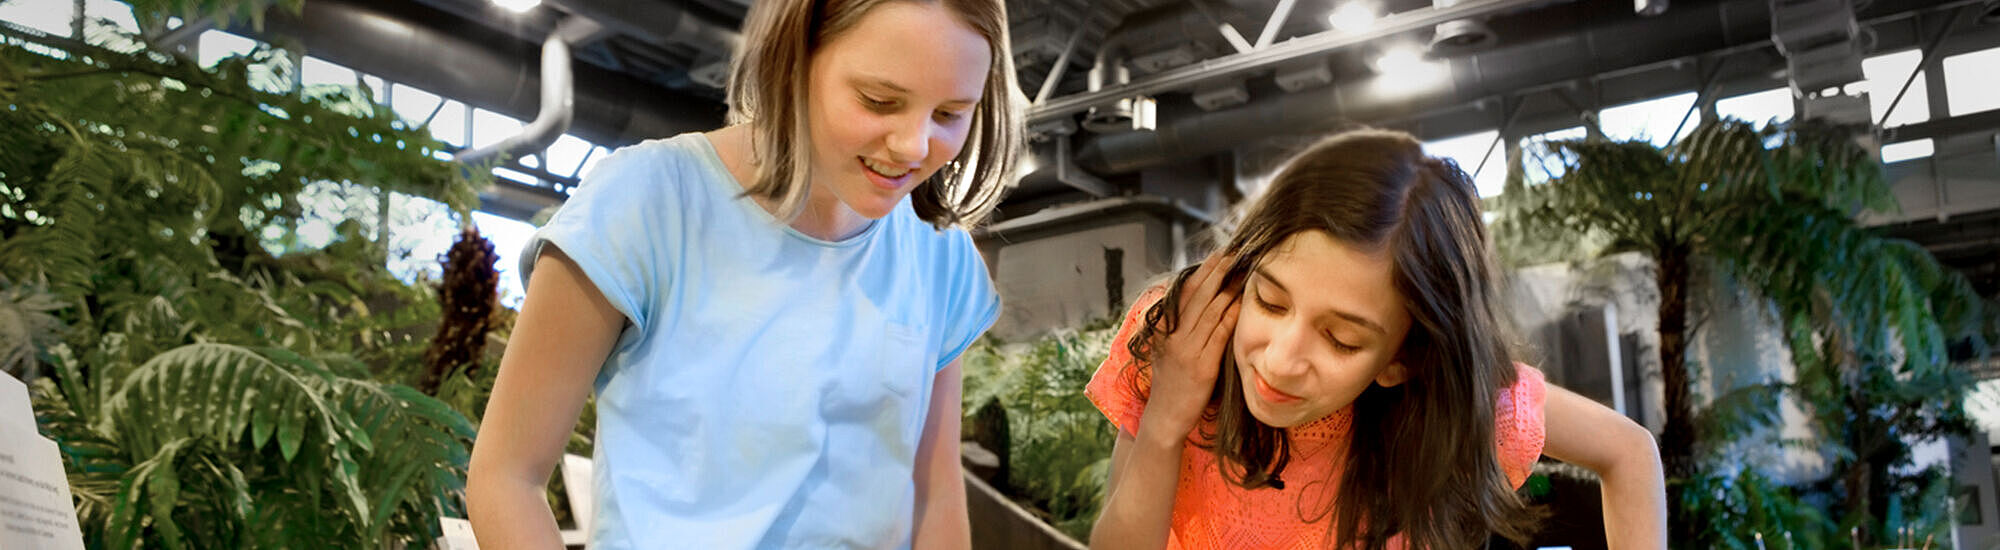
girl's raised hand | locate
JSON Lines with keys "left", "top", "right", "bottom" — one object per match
{"left": 1143, "top": 253, "right": 1242, "bottom": 437}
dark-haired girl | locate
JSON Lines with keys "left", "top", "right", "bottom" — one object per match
{"left": 1087, "top": 129, "right": 1666, "bottom": 550}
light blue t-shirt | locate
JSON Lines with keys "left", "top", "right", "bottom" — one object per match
{"left": 520, "top": 133, "right": 1000, "bottom": 549}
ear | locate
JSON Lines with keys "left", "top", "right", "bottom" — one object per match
{"left": 1374, "top": 360, "right": 1409, "bottom": 388}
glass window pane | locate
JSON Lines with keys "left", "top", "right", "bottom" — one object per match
{"left": 1599, "top": 92, "right": 1698, "bottom": 147}
{"left": 429, "top": 101, "right": 468, "bottom": 147}
{"left": 472, "top": 109, "right": 524, "bottom": 151}
{"left": 301, "top": 56, "right": 358, "bottom": 88}
{"left": 391, "top": 84, "right": 443, "bottom": 125}
{"left": 1519, "top": 126, "right": 1585, "bottom": 184}
{"left": 1862, "top": 50, "right": 1930, "bottom": 127}
{"left": 544, "top": 134, "right": 594, "bottom": 177}
{"left": 1716, "top": 88, "right": 1794, "bottom": 128}
{"left": 577, "top": 146, "right": 613, "bottom": 179}
{"left": 1881, "top": 139, "right": 1933, "bottom": 163}
{"left": 384, "top": 192, "right": 461, "bottom": 284}
{"left": 493, "top": 166, "right": 538, "bottom": 186}
{"left": 1422, "top": 130, "right": 1506, "bottom": 198}
{"left": 1943, "top": 46, "right": 2000, "bottom": 116}
{"left": 197, "top": 30, "right": 258, "bottom": 68}
{"left": 82, "top": 0, "right": 137, "bottom": 34}
{"left": 0, "top": 0, "right": 77, "bottom": 36}
{"left": 285, "top": 181, "right": 381, "bottom": 252}
{"left": 471, "top": 211, "right": 536, "bottom": 309}
{"left": 360, "top": 74, "right": 386, "bottom": 104}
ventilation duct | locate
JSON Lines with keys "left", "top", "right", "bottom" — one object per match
{"left": 1771, "top": 0, "right": 1865, "bottom": 94}
{"left": 251, "top": 0, "right": 722, "bottom": 147}
{"left": 456, "top": 21, "right": 576, "bottom": 165}
{"left": 542, "top": 0, "right": 741, "bottom": 89}
{"left": 1083, "top": 34, "right": 1142, "bottom": 132}
{"left": 1084, "top": 5, "right": 1224, "bottom": 132}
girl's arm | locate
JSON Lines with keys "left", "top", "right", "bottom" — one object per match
{"left": 912, "top": 361, "right": 971, "bottom": 549}
{"left": 1090, "top": 255, "right": 1241, "bottom": 550}
{"left": 1541, "top": 384, "right": 1667, "bottom": 550}
{"left": 1091, "top": 419, "right": 1192, "bottom": 550}
{"left": 466, "top": 248, "right": 625, "bottom": 549}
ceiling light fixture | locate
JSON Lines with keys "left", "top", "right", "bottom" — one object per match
{"left": 491, "top": 0, "right": 541, "bottom": 14}
{"left": 1372, "top": 46, "right": 1449, "bottom": 94}
{"left": 1327, "top": 3, "right": 1377, "bottom": 33}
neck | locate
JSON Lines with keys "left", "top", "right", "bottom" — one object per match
{"left": 784, "top": 185, "right": 872, "bottom": 241}
{"left": 709, "top": 125, "right": 875, "bottom": 241}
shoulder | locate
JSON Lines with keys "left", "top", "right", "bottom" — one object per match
{"left": 1094, "top": 284, "right": 1172, "bottom": 390}
{"left": 1507, "top": 363, "right": 1547, "bottom": 402}
{"left": 591, "top": 136, "right": 686, "bottom": 176}
{"left": 884, "top": 203, "right": 986, "bottom": 270}
{"left": 1495, "top": 362, "right": 1550, "bottom": 487}
{"left": 572, "top": 134, "right": 716, "bottom": 196}
{"left": 1496, "top": 363, "right": 1548, "bottom": 425}
{"left": 1083, "top": 283, "right": 1171, "bottom": 435}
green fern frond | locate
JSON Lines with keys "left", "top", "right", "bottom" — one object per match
{"left": 103, "top": 343, "right": 345, "bottom": 460}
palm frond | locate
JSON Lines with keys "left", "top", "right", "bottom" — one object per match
{"left": 332, "top": 380, "right": 475, "bottom": 543}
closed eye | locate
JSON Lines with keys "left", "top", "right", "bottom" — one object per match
{"left": 1254, "top": 294, "right": 1286, "bottom": 314}
{"left": 1327, "top": 334, "right": 1359, "bottom": 353}
{"left": 860, "top": 94, "right": 896, "bottom": 111}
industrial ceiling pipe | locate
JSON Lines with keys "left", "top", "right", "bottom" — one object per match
{"left": 1083, "top": 33, "right": 1136, "bottom": 132}
{"left": 250, "top": 0, "right": 722, "bottom": 147}
{"left": 1076, "top": 85, "right": 1349, "bottom": 174}
{"left": 456, "top": 20, "right": 576, "bottom": 165}
{"left": 545, "top": 0, "right": 739, "bottom": 56}
{"left": 543, "top": 0, "right": 740, "bottom": 87}
{"left": 1083, "top": 5, "right": 1225, "bottom": 133}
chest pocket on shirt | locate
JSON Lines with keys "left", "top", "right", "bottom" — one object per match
{"left": 821, "top": 321, "right": 929, "bottom": 426}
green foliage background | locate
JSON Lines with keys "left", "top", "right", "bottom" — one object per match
{"left": 1493, "top": 119, "right": 1996, "bottom": 547}
{"left": 0, "top": 1, "right": 553, "bottom": 546}
{"left": 961, "top": 324, "right": 1119, "bottom": 542}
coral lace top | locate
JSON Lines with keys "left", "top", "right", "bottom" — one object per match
{"left": 1085, "top": 288, "right": 1548, "bottom": 549}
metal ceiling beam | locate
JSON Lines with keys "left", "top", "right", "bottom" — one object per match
{"left": 1027, "top": 0, "right": 1557, "bottom": 126}
{"left": 542, "top": 0, "right": 738, "bottom": 87}
{"left": 1877, "top": 3, "right": 1977, "bottom": 127}
{"left": 1074, "top": 0, "right": 1995, "bottom": 175}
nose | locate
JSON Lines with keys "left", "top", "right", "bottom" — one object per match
{"left": 886, "top": 114, "right": 932, "bottom": 164}
{"left": 1262, "top": 320, "right": 1314, "bottom": 378}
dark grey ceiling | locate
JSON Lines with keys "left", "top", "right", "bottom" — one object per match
{"left": 235, "top": 0, "right": 2000, "bottom": 299}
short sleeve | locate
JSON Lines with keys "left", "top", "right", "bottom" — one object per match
{"left": 1496, "top": 363, "right": 1549, "bottom": 489}
{"left": 934, "top": 230, "right": 1000, "bottom": 371}
{"left": 520, "top": 141, "right": 681, "bottom": 332}
{"left": 1085, "top": 287, "right": 1169, "bottom": 437}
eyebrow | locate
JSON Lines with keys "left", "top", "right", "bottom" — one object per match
{"left": 1254, "top": 266, "right": 1387, "bottom": 336}
{"left": 854, "top": 76, "right": 979, "bottom": 107}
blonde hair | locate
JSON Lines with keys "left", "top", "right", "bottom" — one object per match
{"left": 725, "top": 0, "right": 1024, "bottom": 229}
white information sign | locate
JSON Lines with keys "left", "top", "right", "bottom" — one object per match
{"left": 0, "top": 374, "right": 86, "bottom": 550}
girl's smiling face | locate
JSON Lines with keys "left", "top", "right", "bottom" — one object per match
{"left": 803, "top": 1, "right": 989, "bottom": 220}
{"left": 1231, "top": 230, "right": 1414, "bottom": 428}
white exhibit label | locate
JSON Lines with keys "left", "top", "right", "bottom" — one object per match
{"left": 0, "top": 374, "right": 86, "bottom": 550}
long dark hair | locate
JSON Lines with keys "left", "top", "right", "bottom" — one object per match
{"left": 1124, "top": 129, "right": 1537, "bottom": 549}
